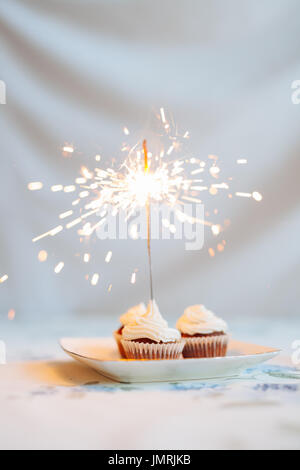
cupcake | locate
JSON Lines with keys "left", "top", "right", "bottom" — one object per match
{"left": 121, "top": 300, "right": 185, "bottom": 360}
{"left": 114, "top": 303, "right": 147, "bottom": 357}
{"left": 176, "top": 305, "right": 229, "bottom": 358}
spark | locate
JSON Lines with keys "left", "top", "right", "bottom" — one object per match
{"left": 75, "top": 177, "right": 87, "bottom": 185}
{"left": 108, "top": 284, "right": 113, "bottom": 292}
{"left": 66, "top": 218, "right": 82, "bottom": 229}
{"left": 0, "top": 275, "right": 8, "bottom": 284}
{"left": 64, "top": 185, "right": 76, "bottom": 193}
{"left": 54, "top": 262, "right": 64, "bottom": 274}
{"left": 8, "top": 309, "right": 15, "bottom": 320}
{"left": 91, "top": 273, "right": 100, "bottom": 286}
{"left": 105, "top": 251, "right": 113, "bottom": 263}
{"left": 124, "top": 127, "right": 130, "bottom": 136}
{"left": 83, "top": 253, "right": 90, "bottom": 263}
{"left": 28, "top": 182, "right": 43, "bottom": 191}
{"left": 62, "top": 145, "right": 74, "bottom": 154}
{"left": 160, "top": 107, "right": 166, "bottom": 123}
{"left": 38, "top": 250, "right": 48, "bottom": 262}
{"left": 191, "top": 168, "right": 204, "bottom": 175}
{"left": 211, "top": 225, "right": 221, "bottom": 236}
{"left": 50, "top": 225, "right": 64, "bottom": 236}
{"left": 79, "top": 191, "right": 89, "bottom": 199}
{"left": 209, "top": 187, "right": 218, "bottom": 196}
{"left": 211, "top": 183, "right": 229, "bottom": 190}
{"left": 191, "top": 186, "right": 208, "bottom": 191}
{"left": 252, "top": 191, "right": 263, "bottom": 202}
{"left": 51, "top": 185, "right": 63, "bottom": 192}
{"left": 95, "top": 154, "right": 101, "bottom": 162}
{"left": 59, "top": 210, "right": 73, "bottom": 220}
{"left": 81, "top": 167, "right": 93, "bottom": 179}
{"left": 210, "top": 166, "right": 220, "bottom": 177}
{"left": 32, "top": 225, "right": 63, "bottom": 242}
{"left": 167, "top": 145, "right": 174, "bottom": 156}
{"left": 236, "top": 192, "right": 252, "bottom": 198}
{"left": 182, "top": 196, "right": 202, "bottom": 204}
{"left": 208, "top": 248, "right": 215, "bottom": 258}
{"left": 131, "top": 272, "right": 137, "bottom": 284}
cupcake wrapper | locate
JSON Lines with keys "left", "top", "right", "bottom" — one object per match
{"left": 114, "top": 331, "right": 126, "bottom": 358}
{"left": 182, "top": 334, "right": 229, "bottom": 358}
{"left": 121, "top": 339, "right": 185, "bottom": 360}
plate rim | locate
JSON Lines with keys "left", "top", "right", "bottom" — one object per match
{"left": 60, "top": 337, "right": 281, "bottom": 364}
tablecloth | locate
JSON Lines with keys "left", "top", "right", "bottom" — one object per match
{"left": 0, "top": 317, "right": 299, "bottom": 450}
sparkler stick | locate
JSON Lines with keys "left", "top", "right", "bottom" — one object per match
{"left": 143, "top": 140, "right": 154, "bottom": 303}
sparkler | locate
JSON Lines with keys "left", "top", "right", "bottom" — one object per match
{"left": 29, "top": 109, "right": 263, "bottom": 297}
{"left": 143, "top": 140, "right": 154, "bottom": 302}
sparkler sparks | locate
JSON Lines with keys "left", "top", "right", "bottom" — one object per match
{"left": 105, "top": 251, "right": 113, "bottom": 263}
{"left": 28, "top": 182, "right": 43, "bottom": 191}
{"left": 131, "top": 272, "right": 137, "bottom": 284}
{"left": 29, "top": 109, "right": 262, "bottom": 292}
{"left": 62, "top": 145, "right": 74, "bottom": 154}
{"left": 83, "top": 253, "right": 91, "bottom": 263}
{"left": 252, "top": 191, "right": 263, "bottom": 202}
{"left": 91, "top": 273, "right": 100, "bottom": 286}
{"left": 54, "top": 262, "right": 64, "bottom": 274}
{"left": 0, "top": 275, "right": 8, "bottom": 284}
{"left": 51, "top": 185, "right": 63, "bottom": 192}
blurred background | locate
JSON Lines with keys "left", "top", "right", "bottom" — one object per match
{"left": 1, "top": 0, "right": 300, "bottom": 331}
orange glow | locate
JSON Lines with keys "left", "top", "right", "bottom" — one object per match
{"left": 38, "top": 250, "right": 48, "bottom": 262}
{"left": 8, "top": 309, "right": 15, "bottom": 320}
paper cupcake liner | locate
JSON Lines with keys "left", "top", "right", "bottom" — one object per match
{"left": 114, "top": 331, "right": 126, "bottom": 358}
{"left": 121, "top": 339, "right": 185, "bottom": 360}
{"left": 182, "top": 334, "right": 229, "bottom": 358}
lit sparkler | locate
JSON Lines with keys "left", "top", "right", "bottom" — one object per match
{"left": 29, "top": 109, "right": 263, "bottom": 295}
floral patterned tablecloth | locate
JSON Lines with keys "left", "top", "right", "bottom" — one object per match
{"left": 0, "top": 317, "right": 299, "bottom": 450}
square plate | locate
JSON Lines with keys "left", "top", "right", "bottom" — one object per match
{"left": 60, "top": 337, "right": 280, "bottom": 383}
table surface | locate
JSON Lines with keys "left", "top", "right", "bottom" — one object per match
{"left": 0, "top": 316, "right": 300, "bottom": 450}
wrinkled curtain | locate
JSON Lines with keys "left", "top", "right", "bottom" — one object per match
{"left": 0, "top": 0, "right": 299, "bottom": 320}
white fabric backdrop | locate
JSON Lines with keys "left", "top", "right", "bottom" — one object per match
{"left": 1, "top": 0, "right": 300, "bottom": 321}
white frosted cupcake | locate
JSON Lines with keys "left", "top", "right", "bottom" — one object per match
{"left": 114, "top": 303, "right": 147, "bottom": 358}
{"left": 121, "top": 300, "right": 185, "bottom": 360}
{"left": 176, "top": 305, "right": 229, "bottom": 358}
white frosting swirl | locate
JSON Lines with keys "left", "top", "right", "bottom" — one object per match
{"left": 119, "top": 303, "right": 147, "bottom": 326}
{"left": 176, "top": 305, "right": 228, "bottom": 335}
{"left": 122, "top": 300, "right": 180, "bottom": 343}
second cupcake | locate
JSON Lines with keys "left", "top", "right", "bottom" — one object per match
{"left": 176, "top": 305, "right": 229, "bottom": 358}
{"left": 121, "top": 300, "right": 185, "bottom": 360}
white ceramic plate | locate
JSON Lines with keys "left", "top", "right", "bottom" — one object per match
{"left": 60, "top": 337, "right": 280, "bottom": 383}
